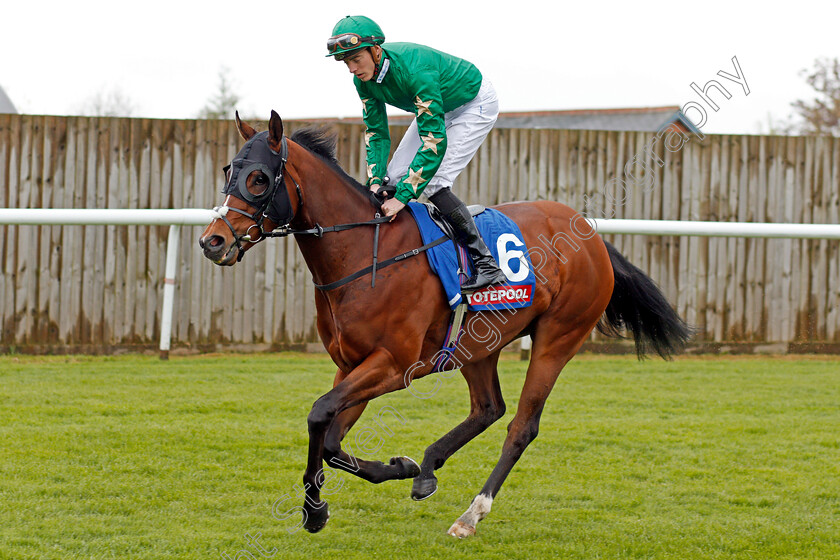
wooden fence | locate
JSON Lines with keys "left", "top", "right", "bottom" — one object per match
{"left": 0, "top": 114, "right": 838, "bottom": 352}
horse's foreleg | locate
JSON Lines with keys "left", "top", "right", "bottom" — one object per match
{"left": 412, "top": 351, "right": 506, "bottom": 500}
{"left": 323, "top": 375, "right": 419, "bottom": 484}
{"left": 302, "top": 348, "right": 413, "bottom": 533}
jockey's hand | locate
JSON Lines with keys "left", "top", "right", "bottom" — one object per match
{"left": 369, "top": 176, "right": 391, "bottom": 194}
{"left": 381, "top": 198, "right": 405, "bottom": 221}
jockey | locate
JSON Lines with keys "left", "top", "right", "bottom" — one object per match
{"left": 326, "top": 15, "right": 507, "bottom": 292}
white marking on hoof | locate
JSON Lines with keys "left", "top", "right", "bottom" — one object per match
{"left": 464, "top": 494, "right": 493, "bottom": 524}
{"left": 448, "top": 493, "right": 493, "bottom": 538}
{"left": 447, "top": 520, "right": 476, "bottom": 538}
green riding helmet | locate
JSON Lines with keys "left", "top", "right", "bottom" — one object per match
{"left": 326, "top": 15, "right": 385, "bottom": 60}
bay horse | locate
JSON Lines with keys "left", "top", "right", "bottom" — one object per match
{"left": 198, "top": 111, "right": 691, "bottom": 538}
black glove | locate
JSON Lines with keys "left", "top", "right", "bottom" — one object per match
{"left": 374, "top": 183, "right": 396, "bottom": 202}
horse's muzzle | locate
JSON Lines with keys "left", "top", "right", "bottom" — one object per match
{"left": 199, "top": 234, "right": 238, "bottom": 266}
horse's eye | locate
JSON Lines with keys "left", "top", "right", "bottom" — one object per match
{"left": 247, "top": 170, "right": 269, "bottom": 196}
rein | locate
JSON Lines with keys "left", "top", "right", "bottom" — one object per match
{"left": 313, "top": 235, "right": 448, "bottom": 291}
{"left": 213, "top": 133, "right": 449, "bottom": 290}
{"left": 257, "top": 215, "right": 392, "bottom": 239}
{"left": 257, "top": 214, "right": 448, "bottom": 291}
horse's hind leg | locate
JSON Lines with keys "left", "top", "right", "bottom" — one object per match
{"left": 412, "top": 350, "right": 506, "bottom": 500}
{"left": 323, "top": 370, "right": 420, "bottom": 484}
{"left": 447, "top": 325, "right": 591, "bottom": 538}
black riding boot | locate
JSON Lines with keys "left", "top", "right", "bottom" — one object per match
{"left": 429, "top": 188, "right": 507, "bottom": 292}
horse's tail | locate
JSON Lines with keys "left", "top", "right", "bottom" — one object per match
{"left": 597, "top": 241, "right": 693, "bottom": 359}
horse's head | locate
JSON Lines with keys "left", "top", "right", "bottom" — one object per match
{"left": 199, "top": 110, "right": 297, "bottom": 265}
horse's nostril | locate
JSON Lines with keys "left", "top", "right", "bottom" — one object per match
{"left": 201, "top": 235, "right": 227, "bottom": 257}
{"left": 201, "top": 233, "right": 236, "bottom": 265}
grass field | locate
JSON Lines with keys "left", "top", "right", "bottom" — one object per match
{"left": 0, "top": 352, "right": 838, "bottom": 560}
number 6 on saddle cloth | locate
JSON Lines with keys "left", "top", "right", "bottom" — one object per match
{"left": 406, "top": 202, "right": 537, "bottom": 312}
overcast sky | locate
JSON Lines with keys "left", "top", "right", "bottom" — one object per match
{"left": 2, "top": 0, "right": 837, "bottom": 135}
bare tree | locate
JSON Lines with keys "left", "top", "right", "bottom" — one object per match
{"left": 77, "top": 87, "right": 136, "bottom": 117}
{"left": 198, "top": 67, "right": 241, "bottom": 120}
{"left": 790, "top": 57, "right": 840, "bottom": 136}
{"left": 754, "top": 111, "right": 794, "bottom": 135}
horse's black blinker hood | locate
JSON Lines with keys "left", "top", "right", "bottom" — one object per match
{"left": 222, "top": 131, "right": 292, "bottom": 226}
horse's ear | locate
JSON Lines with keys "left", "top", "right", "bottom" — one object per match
{"left": 235, "top": 110, "right": 257, "bottom": 141}
{"left": 268, "top": 110, "right": 284, "bottom": 153}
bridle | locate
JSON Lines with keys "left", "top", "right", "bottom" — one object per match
{"left": 209, "top": 132, "right": 445, "bottom": 290}
{"left": 211, "top": 130, "right": 389, "bottom": 256}
{"left": 212, "top": 133, "right": 302, "bottom": 261}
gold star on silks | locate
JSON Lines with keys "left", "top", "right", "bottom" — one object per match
{"left": 361, "top": 98, "right": 372, "bottom": 118}
{"left": 406, "top": 167, "right": 426, "bottom": 194}
{"left": 414, "top": 96, "right": 433, "bottom": 117}
{"left": 421, "top": 132, "right": 443, "bottom": 154}
{"left": 367, "top": 163, "right": 376, "bottom": 179}
{"left": 365, "top": 131, "right": 375, "bottom": 147}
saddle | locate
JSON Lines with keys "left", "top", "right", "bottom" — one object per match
{"left": 404, "top": 201, "right": 536, "bottom": 373}
{"left": 373, "top": 186, "right": 485, "bottom": 242}
{"left": 420, "top": 202, "right": 486, "bottom": 243}
{"left": 418, "top": 202, "right": 485, "bottom": 282}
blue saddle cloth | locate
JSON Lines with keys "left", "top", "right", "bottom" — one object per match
{"left": 406, "top": 202, "right": 536, "bottom": 311}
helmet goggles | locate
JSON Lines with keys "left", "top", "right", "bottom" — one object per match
{"left": 326, "top": 33, "right": 384, "bottom": 59}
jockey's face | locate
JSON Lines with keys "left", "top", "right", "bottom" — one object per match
{"left": 343, "top": 47, "right": 379, "bottom": 82}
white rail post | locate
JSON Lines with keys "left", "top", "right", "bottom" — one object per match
{"left": 159, "top": 224, "right": 181, "bottom": 360}
{"left": 519, "top": 335, "right": 532, "bottom": 361}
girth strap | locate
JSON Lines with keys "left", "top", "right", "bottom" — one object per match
{"left": 432, "top": 302, "right": 469, "bottom": 373}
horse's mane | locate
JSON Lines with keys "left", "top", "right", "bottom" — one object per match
{"left": 290, "top": 126, "right": 371, "bottom": 199}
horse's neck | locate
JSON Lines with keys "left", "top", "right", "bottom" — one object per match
{"left": 287, "top": 144, "right": 382, "bottom": 285}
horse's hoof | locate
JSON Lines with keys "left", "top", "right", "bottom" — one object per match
{"left": 447, "top": 520, "right": 476, "bottom": 538}
{"left": 303, "top": 502, "right": 330, "bottom": 533}
{"left": 390, "top": 456, "right": 421, "bottom": 479}
{"left": 411, "top": 475, "right": 438, "bottom": 500}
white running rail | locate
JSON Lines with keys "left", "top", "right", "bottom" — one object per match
{"left": 2, "top": 210, "right": 840, "bottom": 357}
{"left": 0, "top": 208, "right": 219, "bottom": 359}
